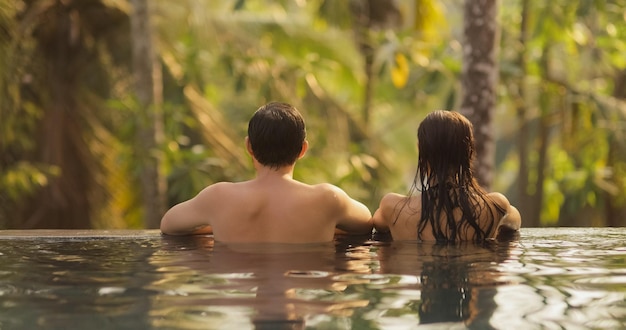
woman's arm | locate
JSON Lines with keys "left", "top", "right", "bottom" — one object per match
{"left": 500, "top": 204, "right": 521, "bottom": 231}
{"left": 372, "top": 207, "right": 390, "bottom": 233}
{"left": 372, "top": 193, "right": 405, "bottom": 234}
{"left": 488, "top": 192, "right": 522, "bottom": 234}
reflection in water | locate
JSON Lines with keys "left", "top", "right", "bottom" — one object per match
{"left": 0, "top": 238, "right": 159, "bottom": 329}
{"left": 370, "top": 240, "right": 515, "bottom": 329}
{"left": 417, "top": 244, "right": 501, "bottom": 328}
{"left": 0, "top": 228, "right": 624, "bottom": 329}
{"left": 151, "top": 235, "right": 518, "bottom": 329}
{"left": 151, "top": 235, "right": 375, "bottom": 329}
{"left": 492, "top": 228, "right": 626, "bottom": 329}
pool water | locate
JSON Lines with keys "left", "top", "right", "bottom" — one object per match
{"left": 0, "top": 228, "right": 624, "bottom": 329}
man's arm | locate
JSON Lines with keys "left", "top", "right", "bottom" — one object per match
{"left": 160, "top": 186, "right": 215, "bottom": 235}
{"left": 326, "top": 185, "right": 373, "bottom": 235}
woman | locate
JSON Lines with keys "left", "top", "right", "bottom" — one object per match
{"left": 372, "top": 110, "right": 521, "bottom": 242}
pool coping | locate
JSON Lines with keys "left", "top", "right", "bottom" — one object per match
{"left": 0, "top": 227, "right": 621, "bottom": 240}
{"left": 0, "top": 229, "right": 163, "bottom": 239}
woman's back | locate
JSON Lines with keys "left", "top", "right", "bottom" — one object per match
{"left": 372, "top": 191, "right": 510, "bottom": 241}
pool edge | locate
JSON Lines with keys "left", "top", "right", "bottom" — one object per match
{"left": 0, "top": 229, "right": 163, "bottom": 239}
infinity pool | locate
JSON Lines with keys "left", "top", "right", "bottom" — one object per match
{"left": 0, "top": 228, "right": 624, "bottom": 329}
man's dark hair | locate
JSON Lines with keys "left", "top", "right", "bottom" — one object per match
{"left": 247, "top": 102, "right": 306, "bottom": 168}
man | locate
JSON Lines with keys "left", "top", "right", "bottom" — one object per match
{"left": 160, "top": 102, "right": 373, "bottom": 243}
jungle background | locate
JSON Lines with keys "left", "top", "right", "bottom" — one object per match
{"left": 1, "top": 0, "right": 625, "bottom": 230}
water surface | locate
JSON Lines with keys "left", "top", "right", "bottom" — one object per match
{"left": 0, "top": 228, "right": 624, "bottom": 329}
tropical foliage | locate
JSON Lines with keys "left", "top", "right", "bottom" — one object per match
{"left": 1, "top": 0, "right": 624, "bottom": 229}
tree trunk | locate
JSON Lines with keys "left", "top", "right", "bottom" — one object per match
{"left": 349, "top": 0, "right": 401, "bottom": 127}
{"left": 130, "top": 0, "right": 166, "bottom": 229}
{"left": 605, "top": 69, "right": 626, "bottom": 227}
{"left": 460, "top": 0, "right": 500, "bottom": 190}
{"left": 529, "top": 45, "right": 555, "bottom": 228}
{"left": 349, "top": 1, "right": 374, "bottom": 127}
{"left": 21, "top": 0, "right": 93, "bottom": 229}
{"left": 532, "top": 88, "right": 550, "bottom": 227}
{"left": 516, "top": 0, "right": 535, "bottom": 226}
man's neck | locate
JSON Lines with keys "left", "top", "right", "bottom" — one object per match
{"left": 254, "top": 164, "right": 295, "bottom": 181}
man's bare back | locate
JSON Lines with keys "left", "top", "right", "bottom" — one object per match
{"left": 161, "top": 171, "right": 372, "bottom": 243}
{"left": 160, "top": 102, "right": 373, "bottom": 243}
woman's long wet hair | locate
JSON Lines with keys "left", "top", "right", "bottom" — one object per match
{"left": 397, "top": 110, "right": 505, "bottom": 242}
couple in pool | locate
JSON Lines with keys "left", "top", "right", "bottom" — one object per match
{"left": 160, "top": 102, "right": 521, "bottom": 243}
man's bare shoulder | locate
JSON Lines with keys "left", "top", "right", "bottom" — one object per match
{"left": 306, "top": 183, "right": 361, "bottom": 213}
{"left": 196, "top": 182, "right": 237, "bottom": 200}
{"left": 160, "top": 182, "right": 237, "bottom": 236}
{"left": 309, "top": 183, "right": 353, "bottom": 202}
{"left": 311, "top": 182, "right": 342, "bottom": 193}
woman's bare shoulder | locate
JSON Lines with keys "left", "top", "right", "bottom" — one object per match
{"left": 382, "top": 192, "right": 411, "bottom": 204}
{"left": 381, "top": 192, "right": 421, "bottom": 217}
{"left": 486, "top": 192, "right": 510, "bottom": 210}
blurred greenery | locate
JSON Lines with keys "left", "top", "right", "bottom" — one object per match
{"left": 0, "top": 0, "right": 625, "bottom": 229}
